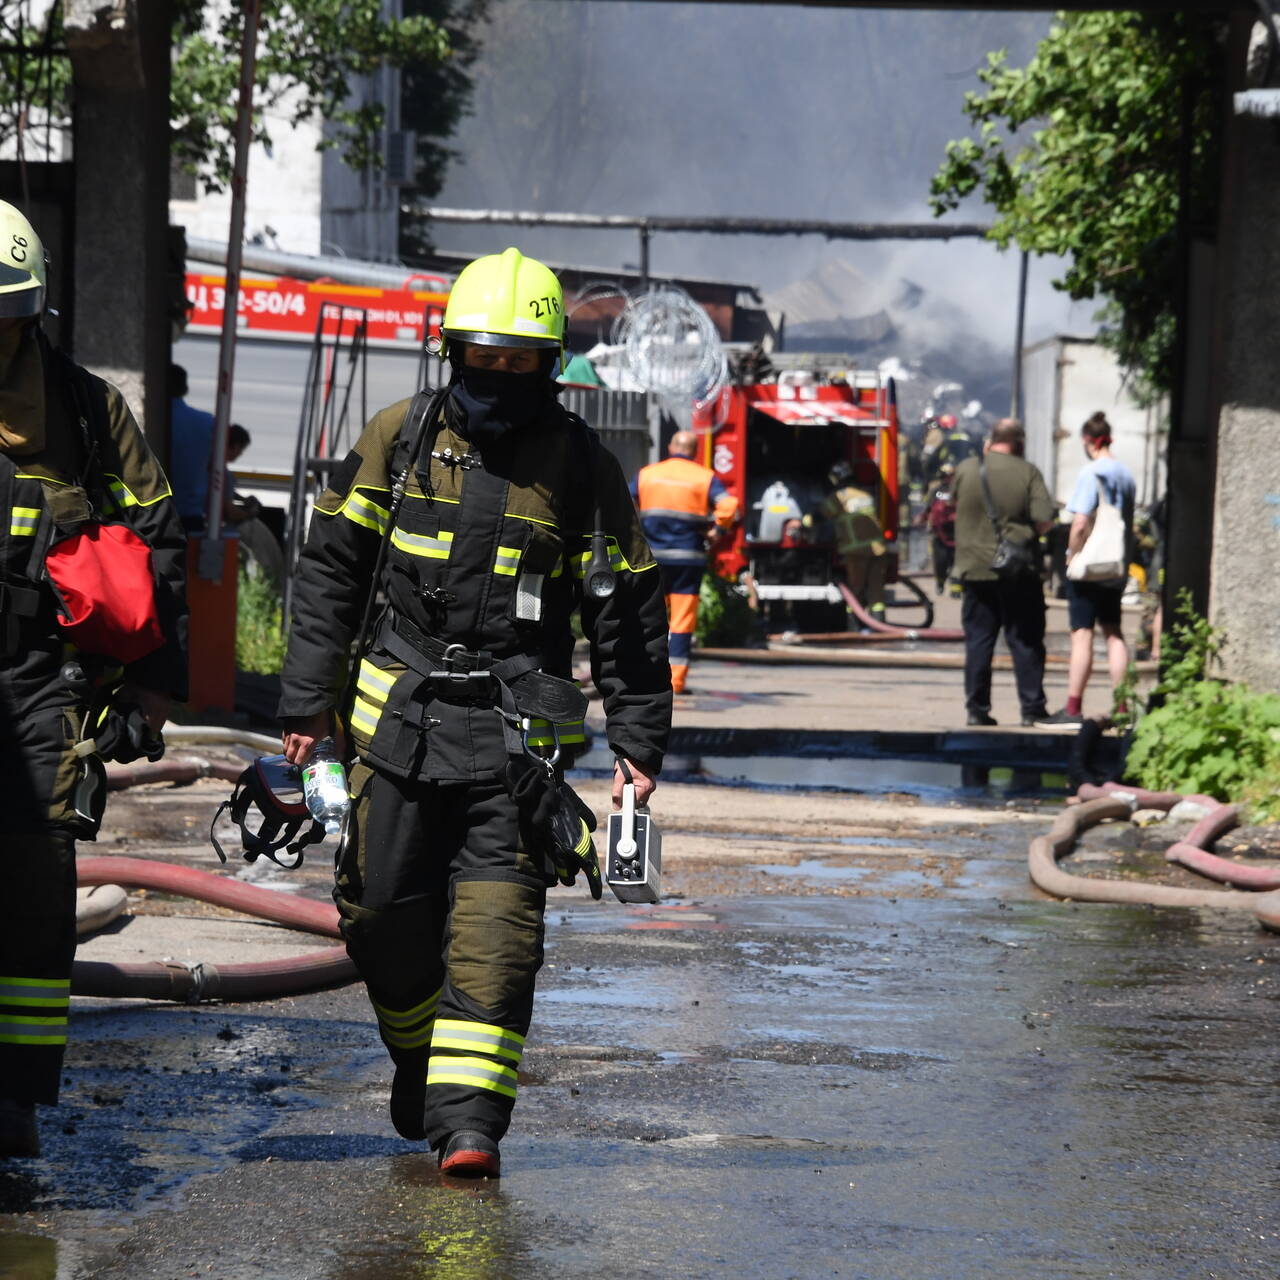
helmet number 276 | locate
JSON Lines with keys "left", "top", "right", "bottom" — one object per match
{"left": 529, "top": 296, "right": 561, "bottom": 318}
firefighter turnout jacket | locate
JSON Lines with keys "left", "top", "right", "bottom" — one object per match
{"left": 280, "top": 394, "right": 670, "bottom": 777}
{"left": 821, "top": 484, "right": 885, "bottom": 557}
{"left": 1, "top": 327, "right": 187, "bottom": 1107}
{"left": 632, "top": 454, "right": 738, "bottom": 566}
{"left": 279, "top": 389, "right": 671, "bottom": 1150}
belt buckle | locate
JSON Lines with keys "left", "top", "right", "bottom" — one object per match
{"left": 430, "top": 643, "right": 490, "bottom": 693}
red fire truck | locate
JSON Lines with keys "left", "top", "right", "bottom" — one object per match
{"left": 692, "top": 367, "right": 901, "bottom": 631}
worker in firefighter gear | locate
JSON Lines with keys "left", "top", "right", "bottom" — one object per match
{"left": 632, "top": 432, "right": 738, "bottom": 694}
{"left": 0, "top": 201, "right": 188, "bottom": 1158}
{"left": 279, "top": 247, "right": 671, "bottom": 1179}
{"left": 913, "top": 462, "right": 959, "bottom": 596}
{"left": 930, "top": 413, "right": 977, "bottom": 483}
{"left": 821, "top": 459, "right": 887, "bottom": 626}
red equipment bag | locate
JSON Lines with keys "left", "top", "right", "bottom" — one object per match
{"left": 44, "top": 522, "right": 165, "bottom": 664}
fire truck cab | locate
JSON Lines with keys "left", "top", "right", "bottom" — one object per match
{"left": 692, "top": 365, "right": 900, "bottom": 631}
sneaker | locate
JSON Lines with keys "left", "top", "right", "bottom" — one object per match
{"left": 389, "top": 1061, "right": 427, "bottom": 1141}
{"left": 1035, "top": 708, "right": 1084, "bottom": 728}
{"left": 966, "top": 712, "right": 997, "bottom": 726}
{"left": 1021, "top": 711, "right": 1048, "bottom": 727}
{"left": 0, "top": 1099, "right": 39, "bottom": 1159}
{"left": 438, "top": 1129, "right": 500, "bottom": 1179}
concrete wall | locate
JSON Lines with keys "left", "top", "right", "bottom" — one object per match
{"left": 1208, "top": 46, "right": 1280, "bottom": 690}
{"left": 1021, "top": 335, "right": 1165, "bottom": 508}
{"left": 170, "top": 91, "right": 325, "bottom": 257}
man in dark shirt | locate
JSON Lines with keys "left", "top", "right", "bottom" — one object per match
{"left": 952, "top": 419, "right": 1055, "bottom": 726}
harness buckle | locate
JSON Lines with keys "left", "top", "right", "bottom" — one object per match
{"left": 428, "top": 642, "right": 493, "bottom": 693}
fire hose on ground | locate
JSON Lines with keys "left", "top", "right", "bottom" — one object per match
{"left": 1029, "top": 782, "right": 1280, "bottom": 930}
{"left": 835, "top": 578, "right": 965, "bottom": 642}
{"left": 72, "top": 735, "right": 358, "bottom": 1003}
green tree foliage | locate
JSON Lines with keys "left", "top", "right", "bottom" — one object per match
{"left": 930, "top": 12, "right": 1225, "bottom": 398}
{"left": 0, "top": 8, "right": 71, "bottom": 157}
{"left": 1124, "top": 592, "right": 1280, "bottom": 819}
{"left": 170, "top": 1, "right": 454, "bottom": 192}
{"left": 399, "top": 0, "right": 489, "bottom": 258}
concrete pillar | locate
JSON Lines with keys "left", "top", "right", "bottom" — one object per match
{"left": 1207, "top": 19, "right": 1280, "bottom": 689}
{"left": 64, "top": 0, "right": 170, "bottom": 456}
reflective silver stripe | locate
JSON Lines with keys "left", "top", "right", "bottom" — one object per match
{"left": 524, "top": 717, "right": 584, "bottom": 747}
{"left": 653, "top": 548, "right": 708, "bottom": 564}
{"left": 641, "top": 507, "right": 710, "bottom": 523}
{"left": 0, "top": 1013, "right": 67, "bottom": 1045}
{"left": 431, "top": 1019, "right": 525, "bottom": 1063}
{"left": 372, "top": 991, "right": 441, "bottom": 1028}
{"left": 390, "top": 527, "right": 453, "bottom": 559}
{"left": 426, "top": 1056, "right": 519, "bottom": 1098}
{"left": 107, "top": 477, "right": 139, "bottom": 509}
{"left": 494, "top": 546, "right": 521, "bottom": 577}
{"left": 341, "top": 491, "right": 390, "bottom": 535}
{"left": 349, "top": 696, "right": 381, "bottom": 737}
{"left": 0, "top": 977, "right": 70, "bottom": 1006}
{"left": 9, "top": 507, "right": 39, "bottom": 536}
{"left": 515, "top": 572, "right": 544, "bottom": 621}
{"left": 356, "top": 660, "right": 395, "bottom": 703}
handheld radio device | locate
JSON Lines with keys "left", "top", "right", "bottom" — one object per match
{"left": 605, "top": 763, "right": 661, "bottom": 904}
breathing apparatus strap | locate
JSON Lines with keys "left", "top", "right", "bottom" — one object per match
{"left": 338, "top": 385, "right": 449, "bottom": 737}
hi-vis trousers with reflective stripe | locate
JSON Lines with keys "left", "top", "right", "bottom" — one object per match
{"left": 334, "top": 761, "right": 547, "bottom": 1147}
{"left": 1, "top": 649, "right": 85, "bottom": 1104}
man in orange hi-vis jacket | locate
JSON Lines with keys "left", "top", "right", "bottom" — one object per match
{"left": 632, "top": 432, "right": 738, "bottom": 694}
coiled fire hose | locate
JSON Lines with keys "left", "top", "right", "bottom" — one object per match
{"left": 72, "top": 735, "right": 357, "bottom": 1003}
{"left": 74, "top": 856, "right": 354, "bottom": 1002}
{"left": 1030, "top": 782, "right": 1280, "bottom": 930}
{"left": 835, "top": 578, "right": 965, "bottom": 642}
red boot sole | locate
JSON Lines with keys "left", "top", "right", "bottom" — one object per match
{"left": 439, "top": 1147, "right": 500, "bottom": 1178}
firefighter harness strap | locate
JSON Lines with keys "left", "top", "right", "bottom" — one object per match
{"left": 376, "top": 610, "right": 587, "bottom": 762}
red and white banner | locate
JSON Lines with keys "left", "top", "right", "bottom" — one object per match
{"left": 184, "top": 273, "right": 450, "bottom": 348}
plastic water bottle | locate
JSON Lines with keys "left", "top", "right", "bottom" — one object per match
{"left": 302, "top": 737, "right": 348, "bottom": 836}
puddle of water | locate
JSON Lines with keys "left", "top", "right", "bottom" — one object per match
{"left": 752, "top": 859, "right": 871, "bottom": 882}
{"left": 571, "top": 747, "right": 1064, "bottom": 802}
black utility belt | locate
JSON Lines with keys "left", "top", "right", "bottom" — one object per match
{"left": 376, "top": 614, "right": 587, "bottom": 725}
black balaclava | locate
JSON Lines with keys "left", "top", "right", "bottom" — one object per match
{"left": 447, "top": 348, "right": 556, "bottom": 452}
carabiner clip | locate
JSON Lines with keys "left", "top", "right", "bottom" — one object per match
{"left": 521, "top": 717, "right": 561, "bottom": 771}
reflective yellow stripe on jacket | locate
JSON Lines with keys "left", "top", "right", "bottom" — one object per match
{"left": 349, "top": 658, "right": 395, "bottom": 740}
{"left": 9, "top": 506, "right": 39, "bottom": 537}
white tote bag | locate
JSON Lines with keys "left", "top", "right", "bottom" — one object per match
{"left": 1066, "top": 476, "right": 1127, "bottom": 582}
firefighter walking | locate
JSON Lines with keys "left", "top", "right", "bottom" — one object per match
{"left": 0, "top": 201, "right": 187, "bottom": 1158}
{"left": 280, "top": 249, "right": 671, "bottom": 1178}
{"left": 821, "top": 460, "right": 888, "bottom": 625}
{"left": 632, "top": 432, "right": 738, "bottom": 694}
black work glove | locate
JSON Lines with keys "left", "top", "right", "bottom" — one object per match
{"left": 93, "top": 702, "right": 166, "bottom": 764}
{"left": 507, "top": 763, "right": 602, "bottom": 899}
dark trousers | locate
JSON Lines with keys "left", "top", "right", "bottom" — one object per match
{"left": 1, "top": 646, "right": 84, "bottom": 1105}
{"left": 961, "top": 577, "right": 1047, "bottom": 718}
{"left": 931, "top": 539, "right": 955, "bottom": 593}
{"left": 335, "top": 763, "right": 548, "bottom": 1147}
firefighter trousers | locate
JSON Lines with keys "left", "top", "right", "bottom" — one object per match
{"left": 335, "top": 761, "right": 548, "bottom": 1147}
{"left": 0, "top": 650, "right": 87, "bottom": 1105}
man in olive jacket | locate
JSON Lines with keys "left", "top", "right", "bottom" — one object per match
{"left": 952, "top": 419, "right": 1055, "bottom": 726}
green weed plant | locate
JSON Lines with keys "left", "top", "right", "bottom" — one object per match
{"left": 696, "top": 571, "right": 757, "bottom": 648}
{"left": 235, "top": 565, "right": 289, "bottom": 675}
{"left": 1124, "top": 591, "right": 1280, "bottom": 819}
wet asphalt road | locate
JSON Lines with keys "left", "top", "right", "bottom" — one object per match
{"left": 2, "top": 887, "right": 1276, "bottom": 1279}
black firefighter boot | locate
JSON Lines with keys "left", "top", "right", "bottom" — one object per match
{"left": 0, "top": 1099, "right": 40, "bottom": 1159}
{"left": 438, "top": 1129, "right": 500, "bottom": 1179}
{"left": 389, "top": 1049, "right": 429, "bottom": 1141}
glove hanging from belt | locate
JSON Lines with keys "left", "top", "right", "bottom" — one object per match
{"left": 507, "top": 761, "right": 602, "bottom": 900}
